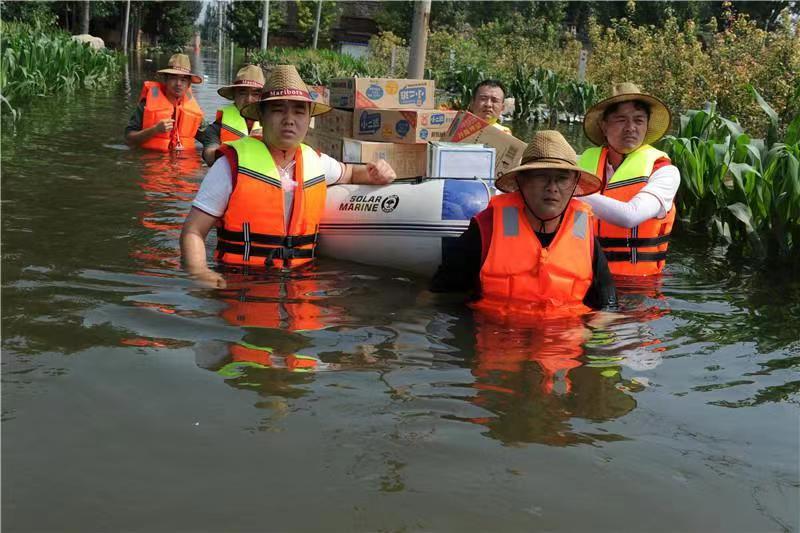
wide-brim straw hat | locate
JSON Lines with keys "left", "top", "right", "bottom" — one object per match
{"left": 240, "top": 64, "right": 331, "bottom": 121}
{"left": 583, "top": 82, "right": 671, "bottom": 146}
{"left": 496, "top": 130, "right": 601, "bottom": 197}
{"left": 157, "top": 53, "right": 202, "bottom": 84}
{"left": 218, "top": 64, "right": 265, "bottom": 100}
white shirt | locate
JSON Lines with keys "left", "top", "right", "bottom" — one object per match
{"left": 192, "top": 153, "right": 345, "bottom": 229}
{"left": 580, "top": 162, "right": 680, "bottom": 228}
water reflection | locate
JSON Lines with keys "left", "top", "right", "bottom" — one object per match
{"left": 443, "top": 312, "right": 639, "bottom": 446}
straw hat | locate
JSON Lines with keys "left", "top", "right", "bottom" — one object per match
{"left": 217, "top": 65, "right": 265, "bottom": 100}
{"left": 157, "top": 54, "right": 202, "bottom": 84}
{"left": 240, "top": 65, "right": 331, "bottom": 121}
{"left": 495, "top": 130, "right": 601, "bottom": 196}
{"left": 583, "top": 82, "right": 671, "bottom": 146}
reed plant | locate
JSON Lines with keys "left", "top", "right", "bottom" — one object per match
{"left": 660, "top": 88, "right": 800, "bottom": 260}
{"left": 0, "top": 21, "right": 122, "bottom": 118}
{"left": 251, "top": 47, "right": 373, "bottom": 85}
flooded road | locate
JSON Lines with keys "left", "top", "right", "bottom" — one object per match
{"left": 2, "top": 53, "right": 798, "bottom": 532}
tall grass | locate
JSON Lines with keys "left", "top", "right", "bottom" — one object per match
{"left": 250, "top": 47, "right": 374, "bottom": 85}
{"left": 660, "top": 88, "right": 800, "bottom": 260}
{"left": 0, "top": 21, "right": 123, "bottom": 118}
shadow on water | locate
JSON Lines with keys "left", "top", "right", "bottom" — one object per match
{"left": 2, "top": 51, "right": 798, "bottom": 532}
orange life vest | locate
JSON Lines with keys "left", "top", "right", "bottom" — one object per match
{"left": 215, "top": 103, "right": 260, "bottom": 143}
{"left": 139, "top": 81, "right": 204, "bottom": 152}
{"left": 471, "top": 192, "right": 595, "bottom": 319}
{"left": 578, "top": 145, "right": 675, "bottom": 276}
{"left": 214, "top": 137, "right": 327, "bottom": 269}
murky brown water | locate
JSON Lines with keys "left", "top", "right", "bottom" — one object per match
{"left": 2, "top": 52, "right": 798, "bottom": 532}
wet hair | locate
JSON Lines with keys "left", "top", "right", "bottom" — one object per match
{"left": 472, "top": 79, "right": 506, "bottom": 100}
{"left": 602, "top": 99, "right": 651, "bottom": 120}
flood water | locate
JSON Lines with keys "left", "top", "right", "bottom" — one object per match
{"left": 2, "top": 52, "right": 799, "bottom": 532}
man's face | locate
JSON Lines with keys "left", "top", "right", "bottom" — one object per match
{"left": 600, "top": 101, "right": 649, "bottom": 154}
{"left": 234, "top": 87, "right": 262, "bottom": 111}
{"left": 164, "top": 74, "right": 191, "bottom": 100}
{"left": 517, "top": 169, "right": 578, "bottom": 221}
{"left": 260, "top": 99, "right": 311, "bottom": 150}
{"left": 469, "top": 85, "right": 504, "bottom": 122}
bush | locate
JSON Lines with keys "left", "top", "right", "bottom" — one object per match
{"left": 587, "top": 12, "right": 800, "bottom": 135}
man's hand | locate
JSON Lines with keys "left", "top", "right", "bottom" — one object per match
{"left": 155, "top": 119, "right": 175, "bottom": 133}
{"left": 190, "top": 268, "right": 226, "bottom": 289}
{"left": 366, "top": 159, "right": 397, "bottom": 185}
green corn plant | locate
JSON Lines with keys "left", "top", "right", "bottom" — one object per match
{"left": 448, "top": 65, "right": 484, "bottom": 111}
{"left": 508, "top": 65, "right": 543, "bottom": 122}
{"left": 566, "top": 81, "right": 598, "bottom": 118}
{"left": 661, "top": 92, "right": 800, "bottom": 261}
{"left": 538, "top": 68, "right": 563, "bottom": 127}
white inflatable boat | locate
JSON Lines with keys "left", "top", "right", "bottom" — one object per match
{"left": 318, "top": 178, "right": 494, "bottom": 275}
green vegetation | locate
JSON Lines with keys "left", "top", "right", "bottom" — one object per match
{"left": 0, "top": 20, "right": 122, "bottom": 119}
{"left": 250, "top": 47, "right": 373, "bottom": 86}
{"left": 660, "top": 89, "right": 800, "bottom": 260}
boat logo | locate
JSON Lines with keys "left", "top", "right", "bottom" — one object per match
{"left": 395, "top": 120, "right": 411, "bottom": 137}
{"left": 399, "top": 85, "right": 427, "bottom": 106}
{"left": 381, "top": 195, "right": 399, "bottom": 213}
{"left": 359, "top": 111, "right": 381, "bottom": 134}
{"left": 366, "top": 84, "right": 384, "bottom": 100}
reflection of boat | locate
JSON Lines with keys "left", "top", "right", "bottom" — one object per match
{"left": 318, "top": 178, "right": 493, "bottom": 275}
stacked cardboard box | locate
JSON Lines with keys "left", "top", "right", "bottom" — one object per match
{"left": 306, "top": 77, "right": 516, "bottom": 180}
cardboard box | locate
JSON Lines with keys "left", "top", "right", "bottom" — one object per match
{"left": 342, "top": 138, "right": 427, "bottom": 179}
{"left": 308, "top": 85, "right": 329, "bottom": 106}
{"left": 310, "top": 108, "right": 354, "bottom": 138}
{"left": 427, "top": 142, "right": 496, "bottom": 179}
{"left": 330, "top": 77, "right": 435, "bottom": 110}
{"left": 443, "top": 111, "right": 527, "bottom": 178}
{"left": 304, "top": 128, "right": 343, "bottom": 159}
{"left": 353, "top": 109, "right": 457, "bottom": 144}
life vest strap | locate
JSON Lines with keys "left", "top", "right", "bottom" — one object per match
{"left": 216, "top": 241, "right": 315, "bottom": 260}
{"left": 599, "top": 235, "right": 671, "bottom": 248}
{"left": 604, "top": 251, "right": 668, "bottom": 263}
{"left": 217, "top": 228, "right": 318, "bottom": 247}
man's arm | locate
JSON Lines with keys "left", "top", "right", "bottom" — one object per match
{"left": 583, "top": 239, "right": 617, "bottom": 310}
{"left": 125, "top": 102, "right": 173, "bottom": 147}
{"left": 180, "top": 207, "right": 225, "bottom": 288}
{"left": 201, "top": 121, "right": 222, "bottom": 166}
{"left": 430, "top": 219, "right": 483, "bottom": 294}
{"left": 338, "top": 159, "right": 397, "bottom": 185}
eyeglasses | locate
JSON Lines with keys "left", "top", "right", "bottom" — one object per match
{"left": 519, "top": 171, "right": 578, "bottom": 191}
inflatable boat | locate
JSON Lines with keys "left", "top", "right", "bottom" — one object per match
{"left": 318, "top": 178, "right": 494, "bottom": 275}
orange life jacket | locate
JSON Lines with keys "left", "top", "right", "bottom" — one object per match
{"left": 578, "top": 145, "right": 675, "bottom": 276}
{"left": 471, "top": 192, "right": 595, "bottom": 319}
{"left": 139, "top": 81, "right": 204, "bottom": 152}
{"left": 214, "top": 137, "right": 327, "bottom": 269}
{"left": 215, "top": 103, "right": 260, "bottom": 143}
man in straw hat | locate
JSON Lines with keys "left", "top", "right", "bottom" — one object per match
{"left": 431, "top": 130, "right": 616, "bottom": 314}
{"left": 577, "top": 82, "right": 680, "bottom": 276}
{"left": 201, "top": 64, "right": 265, "bottom": 166}
{"left": 126, "top": 53, "right": 210, "bottom": 152}
{"left": 181, "top": 65, "right": 397, "bottom": 286}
